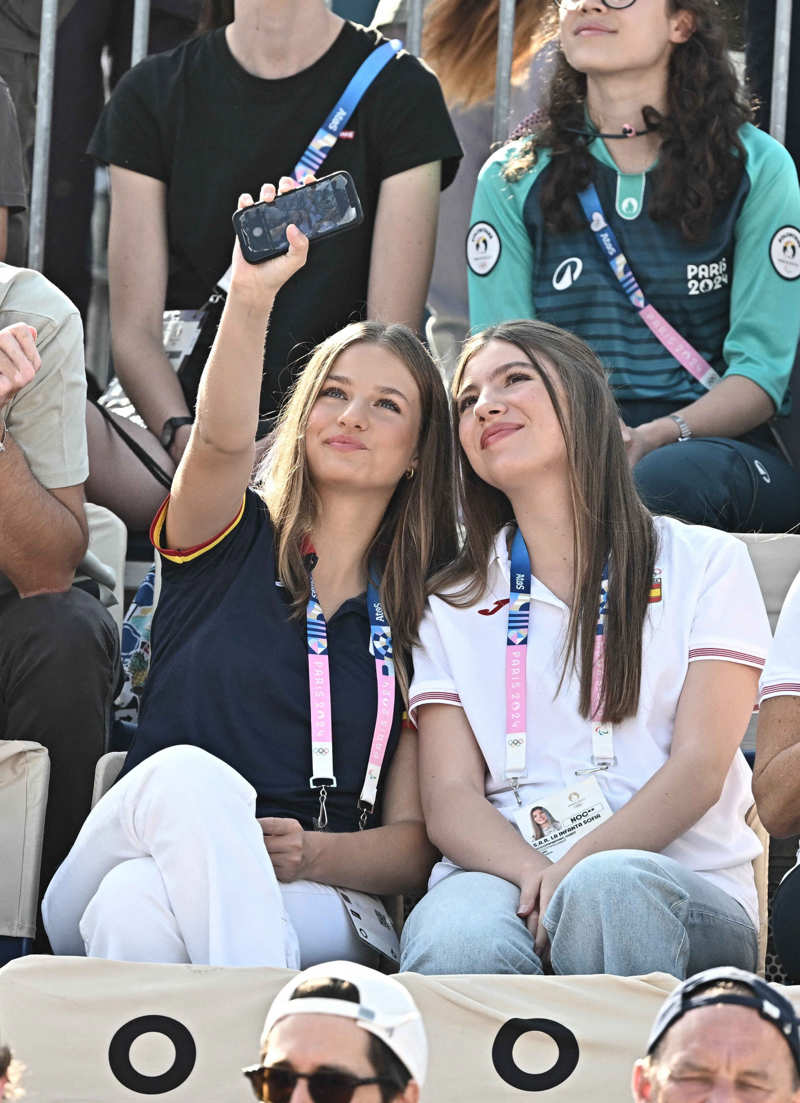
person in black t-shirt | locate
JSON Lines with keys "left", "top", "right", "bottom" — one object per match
{"left": 42, "top": 180, "right": 458, "bottom": 968}
{"left": 83, "top": 0, "right": 461, "bottom": 531}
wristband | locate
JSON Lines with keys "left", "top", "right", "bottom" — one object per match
{"left": 159, "top": 415, "right": 193, "bottom": 450}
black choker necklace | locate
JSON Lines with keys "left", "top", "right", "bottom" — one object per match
{"left": 566, "top": 123, "right": 655, "bottom": 140}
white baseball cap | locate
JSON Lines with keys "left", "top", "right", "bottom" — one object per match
{"left": 260, "top": 961, "right": 428, "bottom": 1087}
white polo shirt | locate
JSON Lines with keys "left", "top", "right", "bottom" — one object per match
{"left": 760, "top": 568, "right": 800, "bottom": 704}
{"left": 410, "top": 515, "right": 771, "bottom": 926}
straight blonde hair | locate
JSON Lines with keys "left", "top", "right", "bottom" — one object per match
{"left": 435, "top": 320, "right": 657, "bottom": 724}
{"left": 255, "top": 322, "right": 458, "bottom": 703}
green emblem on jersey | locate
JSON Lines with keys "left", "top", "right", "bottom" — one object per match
{"left": 616, "top": 173, "right": 646, "bottom": 221}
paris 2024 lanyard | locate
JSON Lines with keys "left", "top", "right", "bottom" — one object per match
{"left": 306, "top": 569, "right": 395, "bottom": 830}
{"left": 506, "top": 526, "right": 615, "bottom": 803}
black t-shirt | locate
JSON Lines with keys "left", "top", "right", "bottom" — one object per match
{"left": 89, "top": 23, "right": 462, "bottom": 417}
{"left": 121, "top": 490, "right": 403, "bottom": 832}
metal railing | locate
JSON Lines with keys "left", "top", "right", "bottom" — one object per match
{"left": 25, "top": 0, "right": 798, "bottom": 271}
{"left": 771, "top": 0, "right": 794, "bottom": 145}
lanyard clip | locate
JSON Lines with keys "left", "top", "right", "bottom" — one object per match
{"left": 313, "top": 786, "right": 329, "bottom": 831}
{"left": 511, "top": 778, "right": 523, "bottom": 807}
{"left": 357, "top": 800, "right": 373, "bottom": 831}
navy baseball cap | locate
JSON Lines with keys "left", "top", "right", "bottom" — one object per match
{"left": 647, "top": 968, "right": 800, "bottom": 1075}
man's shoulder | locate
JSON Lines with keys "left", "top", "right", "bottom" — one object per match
{"left": 0, "top": 264, "right": 80, "bottom": 332}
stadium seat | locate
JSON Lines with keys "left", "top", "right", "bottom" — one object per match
{"left": 91, "top": 751, "right": 126, "bottom": 808}
{"left": 0, "top": 742, "right": 50, "bottom": 964}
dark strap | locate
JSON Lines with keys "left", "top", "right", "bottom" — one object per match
{"left": 91, "top": 399, "right": 173, "bottom": 490}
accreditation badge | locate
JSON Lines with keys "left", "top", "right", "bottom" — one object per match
{"left": 513, "top": 777, "right": 612, "bottom": 863}
{"left": 335, "top": 888, "right": 400, "bottom": 966}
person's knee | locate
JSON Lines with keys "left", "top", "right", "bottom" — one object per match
{"left": 3, "top": 587, "right": 117, "bottom": 664}
{"left": 79, "top": 858, "right": 161, "bottom": 952}
{"left": 133, "top": 745, "right": 255, "bottom": 814}
{"left": 550, "top": 850, "right": 675, "bottom": 917}
{"left": 400, "top": 873, "right": 539, "bottom": 975}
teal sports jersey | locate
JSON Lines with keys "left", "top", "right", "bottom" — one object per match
{"left": 468, "top": 124, "right": 800, "bottom": 411}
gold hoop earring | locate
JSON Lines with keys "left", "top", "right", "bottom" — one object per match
{"left": 405, "top": 466, "right": 415, "bottom": 480}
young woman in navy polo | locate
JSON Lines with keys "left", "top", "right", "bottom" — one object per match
{"left": 42, "top": 180, "right": 457, "bottom": 968}
{"left": 400, "top": 319, "right": 770, "bottom": 978}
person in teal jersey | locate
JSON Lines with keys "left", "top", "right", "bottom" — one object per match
{"left": 468, "top": 0, "right": 800, "bottom": 532}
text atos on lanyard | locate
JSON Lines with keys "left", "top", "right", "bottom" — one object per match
{"left": 505, "top": 526, "right": 616, "bottom": 806}
{"left": 306, "top": 560, "right": 396, "bottom": 831}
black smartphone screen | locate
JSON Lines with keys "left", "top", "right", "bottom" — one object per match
{"left": 234, "top": 172, "right": 363, "bottom": 263}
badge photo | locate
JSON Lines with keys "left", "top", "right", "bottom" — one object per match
{"left": 467, "top": 221, "right": 502, "bottom": 276}
{"left": 770, "top": 226, "right": 800, "bottom": 281}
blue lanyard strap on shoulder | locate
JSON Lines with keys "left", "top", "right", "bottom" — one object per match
{"left": 293, "top": 39, "right": 403, "bottom": 181}
{"left": 577, "top": 181, "right": 721, "bottom": 391}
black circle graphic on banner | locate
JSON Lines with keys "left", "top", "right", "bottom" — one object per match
{"left": 492, "top": 1018, "right": 580, "bottom": 1091}
{"left": 109, "top": 1015, "right": 197, "bottom": 1094}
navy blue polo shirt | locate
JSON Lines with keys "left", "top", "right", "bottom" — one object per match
{"left": 121, "top": 490, "right": 402, "bottom": 832}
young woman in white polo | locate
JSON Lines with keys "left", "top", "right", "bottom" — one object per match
{"left": 400, "top": 319, "right": 770, "bottom": 978}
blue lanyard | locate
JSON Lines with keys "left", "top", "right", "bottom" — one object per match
{"left": 505, "top": 529, "right": 615, "bottom": 800}
{"left": 293, "top": 39, "right": 402, "bottom": 182}
{"left": 306, "top": 568, "right": 395, "bottom": 830}
{"left": 577, "top": 182, "right": 720, "bottom": 390}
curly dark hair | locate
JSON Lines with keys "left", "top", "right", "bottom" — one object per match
{"left": 505, "top": 0, "right": 753, "bottom": 243}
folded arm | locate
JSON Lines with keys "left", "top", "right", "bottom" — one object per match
{"left": 261, "top": 726, "right": 438, "bottom": 896}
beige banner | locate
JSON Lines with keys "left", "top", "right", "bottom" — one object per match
{"left": 0, "top": 956, "right": 716, "bottom": 1102}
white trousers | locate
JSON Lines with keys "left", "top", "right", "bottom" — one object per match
{"left": 42, "top": 745, "right": 374, "bottom": 968}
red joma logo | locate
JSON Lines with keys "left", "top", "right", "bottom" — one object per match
{"left": 478, "top": 598, "right": 510, "bottom": 616}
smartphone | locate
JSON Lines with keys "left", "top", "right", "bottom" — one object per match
{"left": 232, "top": 171, "right": 364, "bottom": 263}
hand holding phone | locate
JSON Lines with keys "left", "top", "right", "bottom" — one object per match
{"left": 228, "top": 181, "right": 310, "bottom": 303}
{"left": 233, "top": 171, "right": 364, "bottom": 264}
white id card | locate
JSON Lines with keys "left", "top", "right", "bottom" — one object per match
{"left": 513, "top": 777, "right": 612, "bottom": 863}
{"left": 335, "top": 888, "right": 400, "bottom": 965}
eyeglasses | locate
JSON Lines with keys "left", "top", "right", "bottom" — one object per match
{"left": 553, "top": 0, "right": 637, "bottom": 9}
{"left": 242, "top": 1065, "right": 397, "bottom": 1103}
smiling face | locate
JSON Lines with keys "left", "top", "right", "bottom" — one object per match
{"left": 633, "top": 1006, "right": 800, "bottom": 1103}
{"left": 304, "top": 342, "right": 421, "bottom": 498}
{"left": 531, "top": 807, "right": 550, "bottom": 826}
{"left": 455, "top": 339, "right": 569, "bottom": 496}
{"left": 559, "top": 0, "right": 695, "bottom": 80}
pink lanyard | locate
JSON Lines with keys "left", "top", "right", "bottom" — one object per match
{"left": 306, "top": 567, "right": 395, "bottom": 830}
{"left": 505, "top": 528, "right": 615, "bottom": 803}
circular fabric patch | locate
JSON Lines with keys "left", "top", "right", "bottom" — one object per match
{"left": 770, "top": 226, "right": 800, "bottom": 281}
{"left": 467, "top": 221, "right": 502, "bottom": 276}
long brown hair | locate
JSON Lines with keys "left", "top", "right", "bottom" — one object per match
{"left": 422, "top": 0, "right": 549, "bottom": 109}
{"left": 435, "top": 320, "right": 657, "bottom": 724}
{"left": 505, "top": 0, "right": 752, "bottom": 243}
{"left": 255, "top": 322, "right": 458, "bottom": 704}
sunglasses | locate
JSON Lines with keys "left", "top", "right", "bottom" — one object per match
{"left": 243, "top": 1065, "right": 398, "bottom": 1103}
{"left": 553, "top": 0, "right": 637, "bottom": 8}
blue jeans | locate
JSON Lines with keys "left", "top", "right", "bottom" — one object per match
{"left": 400, "top": 851, "right": 758, "bottom": 978}
{"left": 619, "top": 400, "right": 800, "bottom": 531}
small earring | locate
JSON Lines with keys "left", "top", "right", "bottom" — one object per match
{"left": 405, "top": 466, "right": 415, "bottom": 480}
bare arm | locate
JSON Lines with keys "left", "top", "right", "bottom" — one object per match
{"left": 0, "top": 438, "right": 87, "bottom": 595}
{"left": 519, "top": 658, "right": 759, "bottom": 952}
{"left": 417, "top": 703, "right": 549, "bottom": 887}
{"left": 107, "top": 166, "right": 192, "bottom": 459}
{"left": 625, "top": 376, "right": 775, "bottom": 463}
{"left": 0, "top": 323, "right": 87, "bottom": 594}
{"left": 753, "top": 695, "right": 800, "bottom": 837}
{"left": 165, "top": 182, "right": 309, "bottom": 550}
{"left": 366, "top": 161, "right": 441, "bottom": 331}
{"left": 0, "top": 207, "right": 8, "bottom": 261}
{"left": 260, "top": 726, "right": 438, "bottom": 896}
